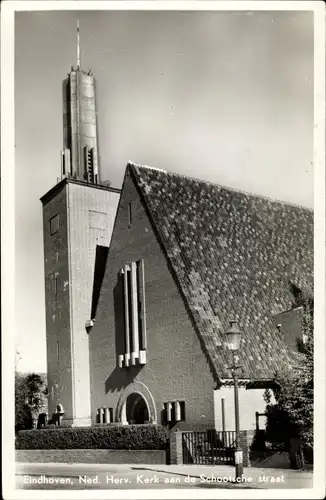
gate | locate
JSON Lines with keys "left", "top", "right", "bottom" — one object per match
{"left": 182, "top": 430, "right": 236, "bottom": 465}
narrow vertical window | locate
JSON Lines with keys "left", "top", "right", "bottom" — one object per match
{"left": 62, "top": 149, "right": 71, "bottom": 177}
{"left": 87, "top": 148, "right": 94, "bottom": 183}
{"left": 61, "top": 151, "right": 65, "bottom": 177}
{"left": 180, "top": 401, "right": 186, "bottom": 421}
{"left": 54, "top": 274, "right": 58, "bottom": 298}
{"left": 103, "top": 407, "right": 113, "bottom": 424}
{"left": 84, "top": 146, "right": 94, "bottom": 183}
{"left": 165, "top": 402, "right": 172, "bottom": 422}
{"left": 99, "top": 408, "right": 104, "bottom": 424}
{"left": 50, "top": 214, "right": 59, "bottom": 235}
{"left": 56, "top": 341, "right": 60, "bottom": 361}
{"left": 128, "top": 202, "right": 132, "bottom": 227}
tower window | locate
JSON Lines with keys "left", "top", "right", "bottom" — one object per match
{"left": 84, "top": 146, "right": 94, "bottom": 183}
{"left": 54, "top": 274, "right": 58, "bottom": 297}
{"left": 128, "top": 203, "right": 132, "bottom": 227}
{"left": 62, "top": 149, "right": 71, "bottom": 177}
{"left": 56, "top": 341, "right": 60, "bottom": 361}
{"left": 50, "top": 215, "right": 59, "bottom": 235}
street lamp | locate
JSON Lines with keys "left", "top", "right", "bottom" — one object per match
{"left": 225, "top": 320, "right": 243, "bottom": 480}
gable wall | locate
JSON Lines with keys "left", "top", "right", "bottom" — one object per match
{"left": 89, "top": 169, "right": 216, "bottom": 430}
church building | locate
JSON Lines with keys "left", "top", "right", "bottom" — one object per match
{"left": 41, "top": 41, "right": 313, "bottom": 432}
{"left": 87, "top": 163, "right": 313, "bottom": 431}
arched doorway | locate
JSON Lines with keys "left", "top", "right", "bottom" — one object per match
{"left": 125, "top": 393, "right": 149, "bottom": 424}
{"left": 116, "top": 382, "right": 157, "bottom": 425}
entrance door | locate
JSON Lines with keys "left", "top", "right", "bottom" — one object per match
{"left": 126, "top": 393, "right": 149, "bottom": 424}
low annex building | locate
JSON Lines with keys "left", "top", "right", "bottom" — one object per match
{"left": 87, "top": 162, "right": 313, "bottom": 431}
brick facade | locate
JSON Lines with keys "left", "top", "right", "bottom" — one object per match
{"left": 169, "top": 431, "right": 184, "bottom": 465}
{"left": 42, "top": 163, "right": 312, "bottom": 439}
{"left": 16, "top": 449, "right": 166, "bottom": 465}
{"left": 89, "top": 169, "right": 216, "bottom": 430}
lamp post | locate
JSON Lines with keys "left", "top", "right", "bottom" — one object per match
{"left": 225, "top": 320, "right": 243, "bottom": 480}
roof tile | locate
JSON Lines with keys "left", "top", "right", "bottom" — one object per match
{"left": 129, "top": 163, "right": 313, "bottom": 381}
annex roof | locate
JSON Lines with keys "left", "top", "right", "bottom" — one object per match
{"left": 128, "top": 162, "right": 313, "bottom": 382}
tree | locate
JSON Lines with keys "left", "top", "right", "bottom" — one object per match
{"left": 24, "top": 373, "right": 48, "bottom": 428}
{"left": 15, "top": 371, "right": 30, "bottom": 432}
{"left": 264, "top": 297, "right": 313, "bottom": 458}
{"left": 15, "top": 372, "right": 48, "bottom": 432}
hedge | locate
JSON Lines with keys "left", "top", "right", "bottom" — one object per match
{"left": 15, "top": 424, "right": 170, "bottom": 450}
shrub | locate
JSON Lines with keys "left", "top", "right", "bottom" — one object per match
{"left": 264, "top": 403, "right": 293, "bottom": 451}
{"left": 15, "top": 371, "right": 48, "bottom": 432}
{"left": 263, "top": 298, "right": 314, "bottom": 454}
{"left": 15, "top": 424, "right": 170, "bottom": 450}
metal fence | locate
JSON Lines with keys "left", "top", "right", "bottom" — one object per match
{"left": 182, "top": 430, "right": 236, "bottom": 465}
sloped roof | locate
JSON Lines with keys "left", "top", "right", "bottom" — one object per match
{"left": 128, "top": 162, "right": 314, "bottom": 382}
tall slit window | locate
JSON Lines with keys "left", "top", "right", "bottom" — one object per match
{"left": 84, "top": 146, "right": 95, "bottom": 183}
{"left": 54, "top": 273, "right": 58, "bottom": 299}
{"left": 128, "top": 203, "right": 132, "bottom": 227}
{"left": 50, "top": 214, "right": 59, "bottom": 235}
{"left": 118, "top": 259, "right": 147, "bottom": 368}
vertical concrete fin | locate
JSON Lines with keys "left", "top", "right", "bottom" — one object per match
{"left": 137, "top": 259, "right": 147, "bottom": 351}
{"left": 131, "top": 261, "right": 139, "bottom": 358}
{"left": 123, "top": 265, "right": 130, "bottom": 359}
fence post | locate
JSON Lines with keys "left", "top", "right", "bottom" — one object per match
{"left": 221, "top": 398, "right": 226, "bottom": 446}
{"left": 169, "top": 431, "right": 183, "bottom": 465}
{"left": 239, "top": 430, "right": 255, "bottom": 467}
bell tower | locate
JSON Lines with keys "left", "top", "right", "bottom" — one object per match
{"left": 62, "top": 21, "right": 100, "bottom": 184}
{"left": 41, "top": 21, "right": 120, "bottom": 426}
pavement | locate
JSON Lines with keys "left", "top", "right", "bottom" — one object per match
{"left": 16, "top": 462, "right": 314, "bottom": 490}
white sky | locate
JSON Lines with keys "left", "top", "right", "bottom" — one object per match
{"left": 15, "top": 9, "right": 314, "bottom": 373}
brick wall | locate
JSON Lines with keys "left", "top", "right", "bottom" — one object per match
{"left": 89, "top": 169, "right": 216, "bottom": 430}
{"left": 16, "top": 449, "right": 166, "bottom": 464}
{"left": 169, "top": 431, "right": 183, "bottom": 465}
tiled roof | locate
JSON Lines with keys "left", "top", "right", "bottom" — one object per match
{"left": 129, "top": 163, "right": 314, "bottom": 382}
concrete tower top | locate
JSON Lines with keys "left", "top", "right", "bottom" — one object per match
{"left": 61, "top": 21, "right": 100, "bottom": 185}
